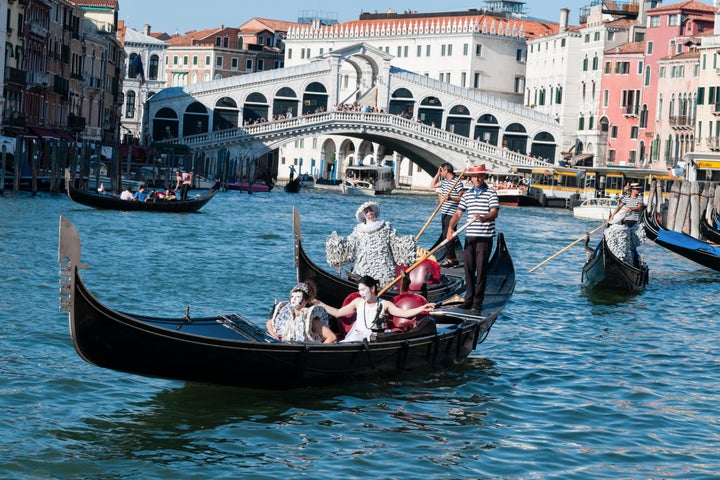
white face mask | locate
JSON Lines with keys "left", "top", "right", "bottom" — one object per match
{"left": 358, "top": 284, "right": 372, "bottom": 301}
{"left": 290, "top": 291, "right": 305, "bottom": 308}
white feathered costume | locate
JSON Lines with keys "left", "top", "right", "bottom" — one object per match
{"left": 326, "top": 201, "right": 416, "bottom": 285}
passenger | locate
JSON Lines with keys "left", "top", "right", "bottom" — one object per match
{"left": 133, "top": 185, "right": 149, "bottom": 202}
{"left": 266, "top": 282, "right": 337, "bottom": 344}
{"left": 325, "top": 201, "right": 416, "bottom": 286}
{"left": 164, "top": 188, "right": 177, "bottom": 201}
{"left": 120, "top": 187, "right": 133, "bottom": 201}
{"left": 447, "top": 164, "right": 499, "bottom": 312}
{"left": 314, "top": 275, "right": 435, "bottom": 343}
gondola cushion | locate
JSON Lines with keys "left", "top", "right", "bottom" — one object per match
{"left": 388, "top": 293, "right": 428, "bottom": 333}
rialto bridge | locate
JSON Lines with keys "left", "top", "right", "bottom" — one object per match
{"left": 146, "top": 43, "right": 560, "bottom": 180}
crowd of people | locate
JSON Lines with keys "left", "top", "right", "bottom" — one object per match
{"left": 265, "top": 168, "right": 500, "bottom": 344}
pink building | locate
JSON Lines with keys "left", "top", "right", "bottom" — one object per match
{"left": 601, "top": 42, "right": 646, "bottom": 165}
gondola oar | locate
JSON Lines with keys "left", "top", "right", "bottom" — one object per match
{"left": 430, "top": 310, "right": 486, "bottom": 322}
{"left": 528, "top": 221, "right": 607, "bottom": 273}
{"left": 378, "top": 217, "right": 477, "bottom": 297}
{"left": 414, "top": 168, "right": 466, "bottom": 242}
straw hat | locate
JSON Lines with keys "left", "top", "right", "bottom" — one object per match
{"left": 630, "top": 182, "right": 641, "bottom": 189}
{"left": 463, "top": 164, "right": 488, "bottom": 177}
{"left": 356, "top": 201, "right": 380, "bottom": 223}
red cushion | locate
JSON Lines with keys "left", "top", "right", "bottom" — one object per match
{"left": 388, "top": 293, "right": 428, "bottom": 332}
{"left": 335, "top": 291, "right": 361, "bottom": 338}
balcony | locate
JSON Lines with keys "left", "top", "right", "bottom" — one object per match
{"left": 27, "top": 71, "right": 50, "bottom": 89}
{"left": 68, "top": 113, "right": 86, "bottom": 132}
{"left": 623, "top": 104, "right": 639, "bottom": 117}
{"left": 669, "top": 115, "right": 694, "bottom": 130}
{"left": 5, "top": 67, "right": 26, "bottom": 85}
{"left": 706, "top": 137, "right": 720, "bottom": 151}
{"left": 2, "top": 110, "right": 27, "bottom": 128}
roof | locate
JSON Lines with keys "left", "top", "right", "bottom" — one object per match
{"left": 606, "top": 41, "right": 646, "bottom": 55}
{"left": 123, "top": 26, "right": 167, "bottom": 46}
{"left": 648, "top": 0, "right": 718, "bottom": 14}
{"left": 69, "top": 0, "right": 117, "bottom": 7}
{"left": 239, "top": 18, "right": 302, "bottom": 33}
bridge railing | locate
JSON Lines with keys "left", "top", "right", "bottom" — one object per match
{"left": 168, "top": 111, "right": 548, "bottom": 168}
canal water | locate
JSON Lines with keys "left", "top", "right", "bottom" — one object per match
{"left": 1, "top": 187, "right": 718, "bottom": 478}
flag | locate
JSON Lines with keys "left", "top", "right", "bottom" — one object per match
{"left": 132, "top": 55, "right": 145, "bottom": 85}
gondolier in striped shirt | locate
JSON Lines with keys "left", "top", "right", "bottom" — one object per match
{"left": 447, "top": 164, "right": 499, "bottom": 312}
{"left": 430, "top": 162, "right": 466, "bottom": 267}
{"left": 610, "top": 182, "right": 643, "bottom": 227}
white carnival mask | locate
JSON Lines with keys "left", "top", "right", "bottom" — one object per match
{"left": 358, "top": 284, "right": 372, "bottom": 300}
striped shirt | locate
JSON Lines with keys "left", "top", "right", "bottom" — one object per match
{"left": 439, "top": 176, "right": 466, "bottom": 215}
{"left": 458, "top": 183, "right": 499, "bottom": 237}
{"left": 620, "top": 195, "right": 643, "bottom": 222}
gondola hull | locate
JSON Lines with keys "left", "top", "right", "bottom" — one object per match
{"left": 58, "top": 212, "right": 515, "bottom": 389}
{"left": 582, "top": 237, "right": 648, "bottom": 292}
{"left": 642, "top": 209, "right": 720, "bottom": 272}
{"left": 699, "top": 213, "right": 720, "bottom": 244}
{"left": 65, "top": 171, "right": 219, "bottom": 213}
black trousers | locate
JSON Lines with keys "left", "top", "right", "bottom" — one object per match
{"left": 180, "top": 183, "right": 190, "bottom": 200}
{"left": 431, "top": 213, "right": 459, "bottom": 261}
{"left": 463, "top": 236, "right": 493, "bottom": 308}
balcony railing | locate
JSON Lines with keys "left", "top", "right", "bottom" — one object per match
{"left": 706, "top": 137, "right": 720, "bottom": 151}
{"left": 669, "top": 115, "right": 693, "bottom": 127}
{"left": 5, "top": 66, "right": 26, "bottom": 85}
{"left": 623, "top": 104, "right": 639, "bottom": 117}
{"left": 27, "top": 71, "right": 50, "bottom": 87}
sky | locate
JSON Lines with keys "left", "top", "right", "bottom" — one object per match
{"left": 118, "top": 0, "right": 592, "bottom": 35}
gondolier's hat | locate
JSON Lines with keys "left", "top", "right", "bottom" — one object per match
{"left": 356, "top": 201, "right": 380, "bottom": 223}
{"left": 463, "top": 164, "right": 488, "bottom": 177}
{"left": 630, "top": 182, "right": 641, "bottom": 189}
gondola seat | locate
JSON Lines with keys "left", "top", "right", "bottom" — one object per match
{"left": 387, "top": 292, "right": 428, "bottom": 333}
{"left": 395, "top": 259, "right": 441, "bottom": 291}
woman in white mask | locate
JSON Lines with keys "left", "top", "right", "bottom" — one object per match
{"left": 267, "top": 282, "right": 337, "bottom": 343}
{"left": 314, "top": 276, "right": 435, "bottom": 343}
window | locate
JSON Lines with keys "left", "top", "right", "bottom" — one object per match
{"left": 403, "top": 46, "right": 408, "bottom": 57}
{"left": 592, "top": 55, "right": 599, "bottom": 70}
{"left": 216, "top": 56, "right": 223, "bottom": 67}
{"left": 215, "top": 37, "right": 221, "bottom": 46}
{"left": 173, "top": 55, "right": 178, "bottom": 65}
{"left": 417, "top": 45, "right": 422, "bottom": 57}
{"left": 288, "top": 48, "right": 292, "bottom": 60}
{"left": 645, "top": 66, "right": 651, "bottom": 87}
{"left": 668, "top": 14, "right": 680, "bottom": 26}
{"left": 604, "top": 62, "right": 611, "bottom": 74}
{"left": 555, "top": 86, "right": 562, "bottom": 104}
{"left": 461, "top": 72, "right": 467, "bottom": 87}
{"left": 258, "top": 59, "right": 264, "bottom": 70}
{"left": 603, "top": 90, "right": 609, "bottom": 107}
{"left": 475, "top": 44, "right": 482, "bottom": 56}
{"left": 584, "top": 33, "right": 590, "bottom": 43}
{"left": 183, "top": 55, "right": 188, "bottom": 65}
{"left": 205, "top": 56, "right": 210, "bottom": 65}
{"left": 650, "top": 16, "right": 660, "bottom": 27}
{"left": 463, "top": 43, "right": 468, "bottom": 56}
{"left": 398, "top": 46, "right": 403, "bottom": 57}
{"left": 125, "top": 91, "right": 135, "bottom": 118}
{"left": 631, "top": 126, "right": 639, "bottom": 139}
{"left": 579, "top": 116, "right": 585, "bottom": 130}
{"left": 514, "top": 76, "right": 524, "bottom": 93}
{"left": 637, "top": 61, "right": 643, "bottom": 75}
{"left": 474, "top": 72, "right": 480, "bottom": 88}
{"left": 149, "top": 55, "right": 159, "bottom": 79}
{"left": 192, "top": 56, "right": 198, "bottom": 66}
{"left": 516, "top": 49, "right": 524, "bottom": 62}
{"left": 647, "top": 41, "right": 654, "bottom": 55}
{"left": 608, "top": 150, "right": 616, "bottom": 163}
{"left": 594, "top": 32, "right": 600, "bottom": 41}
{"left": 447, "top": 44, "right": 452, "bottom": 56}
{"left": 659, "top": 66, "right": 665, "bottom": 78}
{"left": 611, "top": 126, "right": 618, "bottom": 138}
{"left": 246, "top": 59, "right": 253, "bottom": 71}
{"left": 223, "top": 36, "right": 229, "bottom": 48}
{"left": 426, "top": 45, "right": 431, "bottom": 56}
{"left": 583, "top": 57, "right": 588, "bottom": 71}
{"left": 231, "top": 57, "right": 238, "bottom": 69}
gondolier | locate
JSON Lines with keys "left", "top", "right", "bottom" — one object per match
{"left": 447, "top": 164, "right": 499, "bottom": 312}
{"left": 429, "top": 163, "right": 466, "bottom": 267}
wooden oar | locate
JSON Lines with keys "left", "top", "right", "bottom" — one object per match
{"left": 528, "top": 222, "right": 607, "bottom": 273}
{"left": 415, "top": 169, "right": 466, "bottom": 242}
{"left": 378, "top": 217, "right": 476, "bottom": 297}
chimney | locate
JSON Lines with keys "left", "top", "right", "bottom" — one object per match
{"left": 560, "top": 8, "right": 569, "bottom": 32}
{"left": 144, "top": 24, "right": 151, "bottom": 35}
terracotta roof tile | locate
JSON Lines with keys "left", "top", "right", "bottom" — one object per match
{"left": 649, "top": 0, "right": 718, "bottom": 13}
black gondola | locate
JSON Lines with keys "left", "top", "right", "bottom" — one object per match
{"left": 581, "top": 234, "right": 648, "bottom": 292}
{"left": 699, "top": 211, "right": 720, "bottom": 244}
{"left": 642, "top": 209, "right": 720, "bottom": 272}
{"left": 57, "top": 211, "right": 515, "bottom": 389}
{"left": 284, "top": 179, "right": 301, "bottom": 193}
{"left": 65, "top": 171, "right": 219, "bottom": 213}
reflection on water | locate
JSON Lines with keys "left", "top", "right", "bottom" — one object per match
{"left": 3, "top": 192, "right": 720, "bottom": 478}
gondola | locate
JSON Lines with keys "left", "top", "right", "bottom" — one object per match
{"left": 642, "top": 209, "right": 720, "bottom": 272}
{"left": 57, "top": 211, "right": 515, "bottom": 389}
{"left": 581, "top": 234, "right": 648, "bottom": 292}
{"left": 284, "top": 178, "right": 301, "bottom": 193}
{"left": 699, "top": 211, "right": 720, "bottom": 244}
{"left": 65, "top": 171, "right": 219, "bottom": 213}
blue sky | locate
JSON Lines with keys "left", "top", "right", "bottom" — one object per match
{"left": 118, "top": 0, "right": 591, "bottom": 35}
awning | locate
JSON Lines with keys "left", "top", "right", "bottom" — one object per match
{"left": 572, "top": 153, "right": 594, "bottom": 166}
{"left": 53, "top": 130, "right": 75, "bottom": 142}
{"left": 30, "top": 127, "right": 61, "bottom": 140}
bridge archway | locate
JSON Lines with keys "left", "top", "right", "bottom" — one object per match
{"left": 418, "top": 96, "right": 443, "bottom": 127}
{"left": 153, "top": 107, "right": 178, "bottom": 140}
{"left": 183, "top": 102, "right": 209, "bottom": 137}
{"left": 244, "top": 92, "right": 269, "bottom": 123}
{"left": 389, "top": 88, "right": 414, "bottom": 118}
{"left": 302, "top": 82, "right": 329, "bottom": 115}
{"left": 474, "top": 113, "right": 500, "bottom": 145}
{"left": 213, "top": 97, "right": 239, "bottom": 131}
{"left": 273, "top": 87, "right": 299, "bottom": 119}
{"left": 531, "top": 131, "right": 556, "bottom": 160}
{"left": 503, "top": 122, "right": 528, "bottom": 154}
{"left": 446, "top": 104, "right": 471, "bottom": 137}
